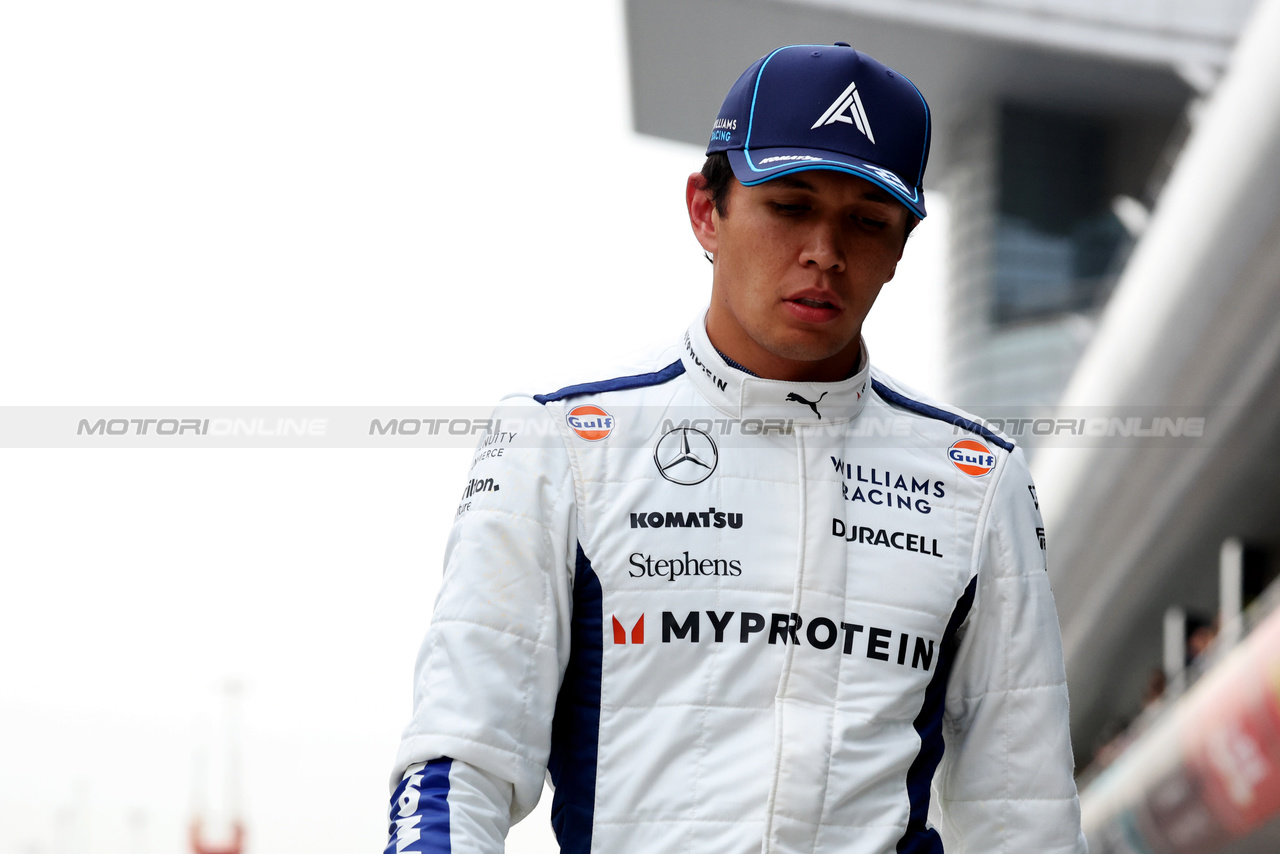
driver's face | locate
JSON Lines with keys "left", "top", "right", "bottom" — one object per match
{"left": 687, "top": 170, "right": 909, "bottom": 383}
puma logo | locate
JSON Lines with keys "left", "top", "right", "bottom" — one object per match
{"left": 785, "top": 391, "right": 827, "bottom": 419}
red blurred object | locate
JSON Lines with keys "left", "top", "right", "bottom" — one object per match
{"left": 189, "top": 818, "right": 244, "bottom": 854}
{"left": 1184, "top": 614, "right": 1280, "bottom": 837}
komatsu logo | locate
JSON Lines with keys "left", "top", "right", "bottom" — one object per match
{"left": 630, "top": 508, "right": 743, "bottom": 529}
{"left": 612, "top": 609, "right": 937, "bottom": 672}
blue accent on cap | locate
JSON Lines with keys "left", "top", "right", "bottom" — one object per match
{"left": 708, "top": 44, "right": 931, "bottom": 218}
{"left": 729, "top": 151, "right": 925, "bottom": 219}
{"left": 744, "top": 45, "right": 791, "bottom": 152}
{"left": 871, "top": 379, "right": 1014, "bottom": 452}
{"left": 896, "top": 574, "right": 978, "bottom": 854}
{"left": 385, "top": 757, "right": 452, "bottom": 853}
{"left": 533, "top": 360, "right": 686, "bottom": 404}
{"left": 547, "top": 544, "right": 603, "bottom": 854}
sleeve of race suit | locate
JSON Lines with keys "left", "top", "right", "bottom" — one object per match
{"left": 934, "top": 446, "right": 1089, "bottom": 854}
{"left": 386, "top": 396, "right": 578, "bottom": 853}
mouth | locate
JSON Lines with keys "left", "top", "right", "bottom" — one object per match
{"left": 782, "top": 294, "right": 843, "bottom": 323}
{"left": 791, "top": 297, "right": 837, "bottom": 310}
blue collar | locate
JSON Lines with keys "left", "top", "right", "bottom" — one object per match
{"left": 715, "top": 347, "right": 759, "bottom": 377}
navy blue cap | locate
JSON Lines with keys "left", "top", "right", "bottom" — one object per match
{"left": 707, "top": 44, "right": 931, "bottom": 218}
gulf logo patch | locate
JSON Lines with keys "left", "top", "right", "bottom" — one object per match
{"left": 567, "top": 405, "right": 614, "bottom": 441}
{"left": 948, "top": 439, "right": 995, "bottom": 477}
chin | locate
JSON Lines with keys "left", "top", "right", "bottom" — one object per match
{"left": 764, "top": 333, "right": 851, "bottom": 364}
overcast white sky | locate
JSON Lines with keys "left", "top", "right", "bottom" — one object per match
{"left": 0, "top": 2, "right": 946, "bottom": 852}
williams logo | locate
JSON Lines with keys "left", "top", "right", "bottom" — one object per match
{"left": 831, "top": 458, "right": 943, "bottom": 515}
{"left": 812, "top": 79, "right": 875, "bottom": 142}
{"left": 631, "top": 508, "right": 743, "bottom": 529}
{"left": 566, "top": 405, "right": 614, "bottom": 441}
{"left": 654, "top": 427, "right": 718, "bottom": 485}
{"left": 710, "top": 117, "right": 737, "bottom": 144}
{"left": 948, "top": 439, "right": 995, "bottom": 477}
{"left": 786, "top": 391, "right": 827, "bottom": 419}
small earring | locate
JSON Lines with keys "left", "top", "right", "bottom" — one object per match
{"left": 703, "top": 251, "right": 714, "bottom": 265}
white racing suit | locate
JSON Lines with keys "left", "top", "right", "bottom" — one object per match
{"left": 388, "top": 316, "right": 1087, "bottom": 854}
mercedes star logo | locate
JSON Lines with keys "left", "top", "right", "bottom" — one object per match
{"left": 653, "top": 427, "right": 718, "bottom": 486}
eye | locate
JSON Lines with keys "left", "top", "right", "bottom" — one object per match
{"left": 770, "top": 202, "right": 810, "bottom": 215}
{"left": 857, "top": 216, "right": 888, "bottom": 230}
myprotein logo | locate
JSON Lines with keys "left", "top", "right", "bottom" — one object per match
{"left": 683, "top": 333, "right": 730, "bottom": 393}
{"left": 611, "top": 609, "right": 937, "bottom": 672}
{"left": 628, "top": 552, "right": 742, "bottom": 581}
{"left": 948, "top": 439, "right": 995, "bottom": 477}
{"left": 612, "top": 615, "right": 645, "bottom": 644}
{"left": 630, "top": 508, "right": 742, "bottom": 529}
{"left": 831, "top": 518, "right": 943, "bottom": 559}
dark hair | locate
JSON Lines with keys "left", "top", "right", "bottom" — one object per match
{"left": 697, "top": 152, "right": 919, "bottom": 245}
{"left": 699, "top": 152, "right": 737, "bottom": 217}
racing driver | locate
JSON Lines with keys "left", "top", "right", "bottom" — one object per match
{"left": 387, "top": 44, "right": 1088, "bottom": 853}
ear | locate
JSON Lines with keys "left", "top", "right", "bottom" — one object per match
{"left": 686, "top": 173, "right": 719, "bottom": 255}
{"left": 882, "top": 243, "right": 905, "bottom": 285}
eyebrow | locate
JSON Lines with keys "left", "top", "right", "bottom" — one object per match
{"left": 773, "top": 176, "right": 818, "bottom": 192}
{"left": 772, "top": 175, "right": 895, "bottom": 204}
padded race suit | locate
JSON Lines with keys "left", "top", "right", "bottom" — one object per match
{"left": 388, "top": 315, "right": 1087, "bottom": 854}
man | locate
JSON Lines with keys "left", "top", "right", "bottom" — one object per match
{"left": 388, "top": 44, "right": 1086, "bottom": 853}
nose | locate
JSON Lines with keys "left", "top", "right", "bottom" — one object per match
{"left": 800, "top": 219, "right": 845, "bottom": 273}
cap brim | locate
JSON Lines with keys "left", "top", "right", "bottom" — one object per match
{"left": 727, "top": 147, "right": 926, "bottom": 218}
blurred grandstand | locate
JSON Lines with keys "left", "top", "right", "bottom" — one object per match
{"left": 625, "top": 0, "right": 1280, "bottom": 850}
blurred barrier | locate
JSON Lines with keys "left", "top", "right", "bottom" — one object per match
{"left": 1080, "top": 588, "right": 1280, "bottom": 852}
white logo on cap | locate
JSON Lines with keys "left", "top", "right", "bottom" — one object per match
{"left": 860, "top": 164, "right": 910, "bottom": 195}
{"left": 812, "top": 80, "right": 875, "bottom": 143}
{"left": 759, "top": 155, "right": 822, "bottom": 165}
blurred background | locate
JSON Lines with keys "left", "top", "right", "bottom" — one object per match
{"left": 2, "top": 0, "right": 1279, "bottom": 851}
